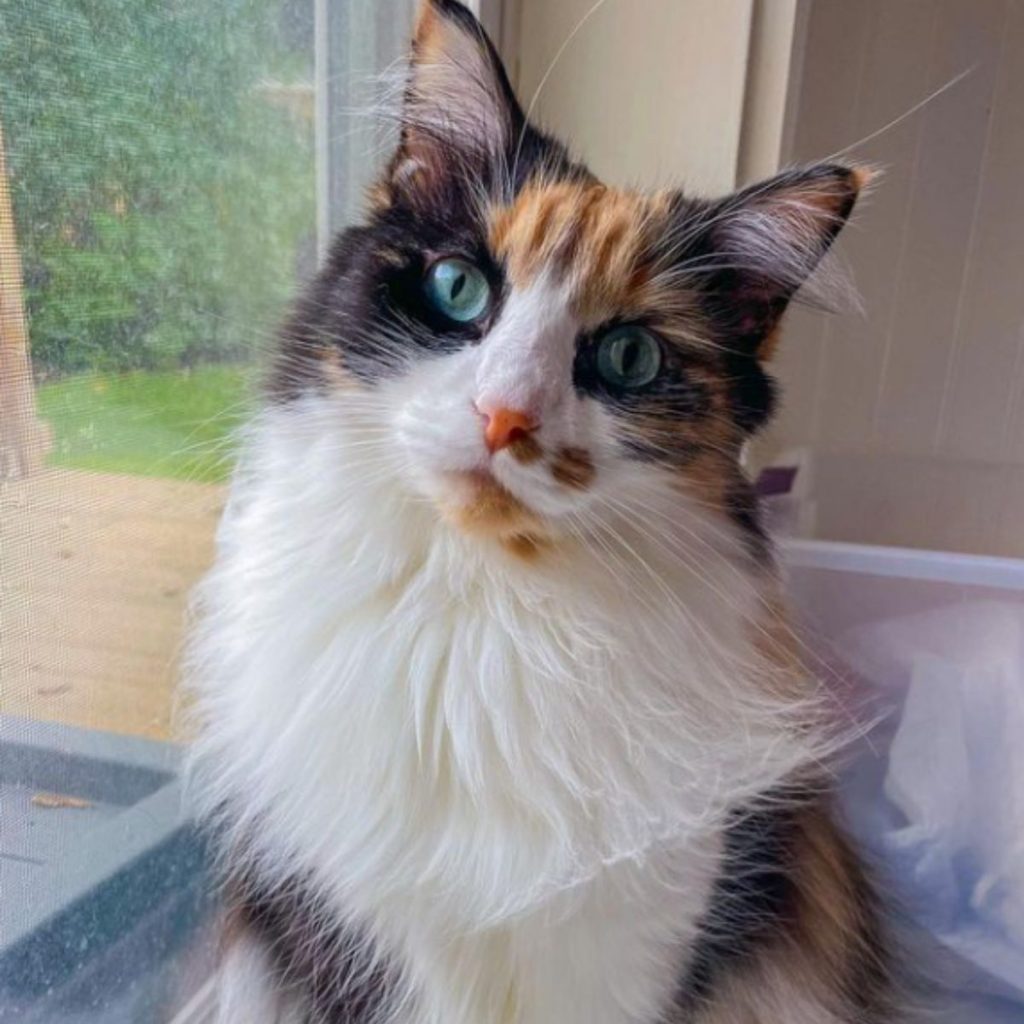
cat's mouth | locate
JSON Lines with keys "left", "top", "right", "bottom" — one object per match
{"left": 436, "top": 468, "right": 549, "bottom": 546}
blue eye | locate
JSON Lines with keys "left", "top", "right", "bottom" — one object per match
{"left": 423, "top": 258, "right": 491, "bottom": 323}
{"left": 595, "top": 326, "right": 662, "bottom": 389}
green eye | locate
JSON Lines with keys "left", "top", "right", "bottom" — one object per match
{"left": 424, "top": 258, "right": 491, "bottom": 323}
{"left": 595, "top": 326, "right": 662, "bottom": 389}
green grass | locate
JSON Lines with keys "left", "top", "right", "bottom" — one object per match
{"left": 37, "top": 366, "right": 253, "bottom": 483}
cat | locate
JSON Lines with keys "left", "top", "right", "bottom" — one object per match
{"left": 186, "top": 1, "right": 892, "bottom": 1021}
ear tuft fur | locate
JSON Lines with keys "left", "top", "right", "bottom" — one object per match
{"left": 388, "top": 0, "right": 523, "bottom": 199}
{"left": 702, "top": 163, "right": 870, "bottom": 359}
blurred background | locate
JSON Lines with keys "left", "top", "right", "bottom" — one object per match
{"left": 1, "top": 1, "right": 1021, "bottom": 1020}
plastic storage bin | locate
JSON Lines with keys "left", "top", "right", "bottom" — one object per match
{"left": 783, "top": 539, "right": 1024, "bottom": 1023}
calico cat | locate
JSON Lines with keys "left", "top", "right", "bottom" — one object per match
{"left": 187, "top": 1, "right": 892, "bottom": 1021}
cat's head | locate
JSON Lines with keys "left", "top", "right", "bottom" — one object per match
{"left": 274, "top": 0, "right": 866, "bottom": 560}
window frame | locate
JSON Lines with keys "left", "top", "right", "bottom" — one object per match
{"left": 470, "top": 0, "right": 520, "bottom": 68}
{"left": 313, "top": 0, "right": 519, "bottom": 259}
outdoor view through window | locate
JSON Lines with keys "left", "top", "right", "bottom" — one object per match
{"left": 0, "top": 1, "right": 411, "bottom": 1019}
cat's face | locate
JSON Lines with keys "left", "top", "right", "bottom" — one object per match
{"left": 274, "top": 0, "right": 865, "bottom": 558}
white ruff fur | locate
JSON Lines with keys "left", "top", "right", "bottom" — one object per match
{"left": 188, "top": 283, "right": 830, "bottom": 1023}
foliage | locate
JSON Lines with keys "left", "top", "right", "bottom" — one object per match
{"left": 0, "top": 0, "right": 315, "bottom": 375}
{"left": 37, "top": 366, "right": 251, "bottom": 482}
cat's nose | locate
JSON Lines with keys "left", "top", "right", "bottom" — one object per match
{"left": 478, "top": 405, "right": 537, "bottom": 453}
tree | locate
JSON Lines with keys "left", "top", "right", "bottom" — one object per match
{"left": 0, "top": 0, "right": 315, "bottom": 376}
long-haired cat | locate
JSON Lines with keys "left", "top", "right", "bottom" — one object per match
{"left": 187, "top": 2, "right": 891, "bottom": 1021}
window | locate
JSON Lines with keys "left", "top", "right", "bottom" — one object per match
{"left": 0, "top": 2, "right": 415, "bottom": 1018}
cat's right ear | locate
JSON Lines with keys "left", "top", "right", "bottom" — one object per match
{"left": 386, "top": 0, "right": 524, "bottom": 200}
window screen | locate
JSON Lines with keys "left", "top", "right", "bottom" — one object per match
{"left": 0, "top": 1, "right": 413, "bottom": 1019}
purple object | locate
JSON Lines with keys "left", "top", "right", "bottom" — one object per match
{"left": 755, "top": 465, "right": 798, "bottom": 497}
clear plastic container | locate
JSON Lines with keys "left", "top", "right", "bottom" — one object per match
{"left": 784, "top": 539, "right": 1024, "bottom": 1022}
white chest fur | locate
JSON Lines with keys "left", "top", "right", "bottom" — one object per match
{"left": 188, "top": 400, "right": 823, "bottom": 1024}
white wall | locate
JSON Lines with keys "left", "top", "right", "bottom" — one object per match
{"left": 736, "top": 0, "right": 803, "bottom": 183}
{"left": 762, "top": 0, "right": 1024, "bottom": 558}
{"left": 514, "top": 0, "right": 753, "bottom": 195}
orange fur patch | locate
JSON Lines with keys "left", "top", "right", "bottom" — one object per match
{"left": 751, "top": 595, "right": 812, "bottom": 701}
{"left": 502, "top": 533, "right": 546, "bottom": 560}
{"left": 550, "top": 447, "right": 596, "bottom": 490}
{"left": 440, "top": 472, "right": 545, "bottom": 542}
{"left": 508, "top": 432, "right": 544, "bottom": 465}
{"left": 757, "top": 324, "right": 784, "bottom": 362}
{"left": 411, "top": 0, "right": 445, "bottom": 65}
{"left": 319, "top": 346, "right": 360, "bottom": 391}
{"left": 849, "top": 164, "right": 875, "bottom": 194}
{"left": 489, "top": 182, "right": 677, "bottom": 325}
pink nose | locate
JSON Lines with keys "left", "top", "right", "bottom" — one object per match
{"left": 480, "top": 406, "right": 537, "bottom": 453}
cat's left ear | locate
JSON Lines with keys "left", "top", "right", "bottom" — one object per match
{"left": 697, "top": 164, "right": 871, "bottom": 359}
{"left": 388, "top": 0, "right": 524, "bottom": 197}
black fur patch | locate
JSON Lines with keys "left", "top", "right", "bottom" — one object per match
{"left": 676, "top": 801, "right": 800, "bottom": 1013}
{"left": 721, "top": 350, "right": 776, "bottom": 435}
{"left": 724, "top": 475, "right": 771, "bottom": 564}
{"left": 268, "top": 130, "right": 581, "bottom": 401}
{"left": 269, "top": 210, "right": 507, "bottom": 398}
{"left": 675, "top": 795, "right": 892, "bottom": 1022}
{"left": 228, "top": 872, "right": 397, "bottom": 1023}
